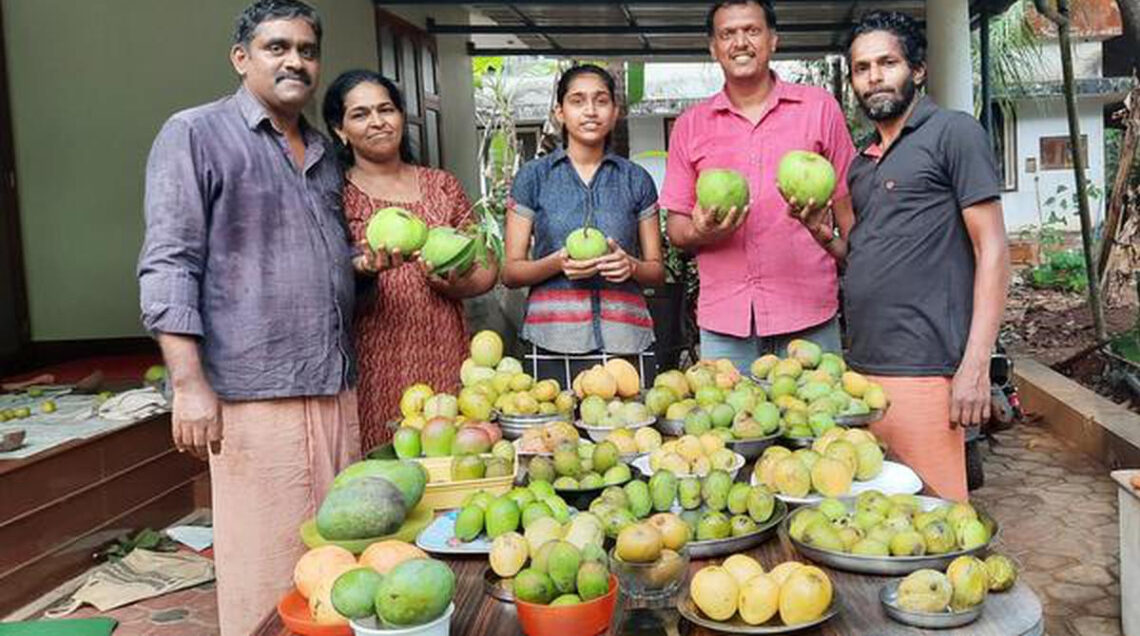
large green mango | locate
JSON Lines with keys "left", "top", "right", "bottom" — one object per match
{"left": 374, "top": 558, "right": 456, "bottom": 626}
{"left": 317, "top": 476, "right": 407, "bottom": 540}
{"left": 331, "top": 459, "right": 427, "bottom": 509}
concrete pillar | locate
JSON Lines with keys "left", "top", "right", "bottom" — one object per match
{"left": 926, "top": 0, "right": 974, "bottom": 113}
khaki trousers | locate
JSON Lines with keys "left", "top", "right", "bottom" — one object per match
{"left": 209, "top": 390, "right": 360, "bottom": 636}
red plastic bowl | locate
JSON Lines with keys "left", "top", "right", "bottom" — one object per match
{"left": 515, "top": 574, "right": 619, "bottom": 636}
{"left": 277, "top": 588, "right": 353, "bottom": 636}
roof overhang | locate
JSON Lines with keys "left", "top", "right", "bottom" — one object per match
{"left": 376, "top": 0, "right": 1019, "bottom": 59}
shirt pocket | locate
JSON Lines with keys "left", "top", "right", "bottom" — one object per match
{"left": 872, "top": 175, "right": 948, "bottom": 239}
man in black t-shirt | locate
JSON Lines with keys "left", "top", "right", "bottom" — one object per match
{"left": 839, "top": 11, "right": 1010, "bottom": 501}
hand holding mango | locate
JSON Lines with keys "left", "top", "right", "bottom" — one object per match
{"left": 595, "top": 239, "right": 635, "bottom": 284}
{"left": 777, "top": 151, "right": 838, "bottom": 240}
{"left": 694, "top": 169, "right": 750, "bottom": 243}
{"left": 353, "top": 239, "right": 415, "bottom": 274}
{"left": 558, "top": 248, "right": 602, "bottom": 281}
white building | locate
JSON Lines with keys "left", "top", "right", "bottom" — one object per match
{"left": 994, "top": 12, "right": 1132, "bottom": 231}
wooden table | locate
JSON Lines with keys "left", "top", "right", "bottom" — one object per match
{"left": 254, "top": 532, "right": 1043, "bottom": 636}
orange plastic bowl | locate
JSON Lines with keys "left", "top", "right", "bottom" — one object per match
{"left": 515, "top": 574, "right": 619, "bottom": 636}
{"left": 277, "top": 588, "right": 353, "bottom": 636}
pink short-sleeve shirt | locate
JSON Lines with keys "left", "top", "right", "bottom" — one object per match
{"left": 660, "top": 76, "right": 857, "bottom": 338}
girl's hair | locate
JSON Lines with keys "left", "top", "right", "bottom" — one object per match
{"left": 555, "top": 64, "right": 618, "bottom": 149}
{"left": 322, "top": 69, "right": 414, "bottom": 165}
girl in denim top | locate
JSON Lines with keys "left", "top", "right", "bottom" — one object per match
{"left": 503, "top": 64, "right": 666, "bottom": 388}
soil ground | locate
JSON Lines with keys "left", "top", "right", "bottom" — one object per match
{"left": 1002, "top": 269, "right": 1139, "bottom": 409}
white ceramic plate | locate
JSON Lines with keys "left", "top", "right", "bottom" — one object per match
{"left": 630, "top": 451, "right": 745, "bottom": 482}
{"left": 750, "top": 460, "right": 923, "bottom": 505}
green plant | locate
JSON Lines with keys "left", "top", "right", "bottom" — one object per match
{"left": 97, "top": 528, "right": 179, "bottom": 561}
{"left": 1029, "top": 248, "right": 1088, "bottom": 292}
{"left": 1024, "top": 183, "right": 1099, "bottom": 292}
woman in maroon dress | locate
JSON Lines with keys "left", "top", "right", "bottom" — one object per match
{"left": 323, "top": 70, "right": 498, "bottom": 452}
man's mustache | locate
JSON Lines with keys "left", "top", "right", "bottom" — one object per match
{"left": 276, "top": 71, "right": 312, "bottom": 86}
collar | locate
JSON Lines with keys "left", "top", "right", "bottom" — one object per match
{"left": 862, "top": 94, "right": 938, "bottom": 158}
{"left": 234, "top": 85, "right": 315, "bottom": 136}
{"left": 711, "top": 71, "right": 803, "bottom": 113}
{"left": 549, "top": 146, "right": 620, "bottom": 167}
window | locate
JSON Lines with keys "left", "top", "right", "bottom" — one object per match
{"left": 1039, "top": 135, "right": 1088, "bottom": 171}
{"left": 991, "top": 105, "right": 1017, "bottom": 191}
{"left": 516, "top": 126, "right": 541, "bottom": 162}
{"left": 375, "top": 10, "right": 441, "bottom": 168}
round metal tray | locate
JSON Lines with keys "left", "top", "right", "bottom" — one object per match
{"left": 834, "top": 408, "right": 886, "bottom": 428}
{"left": 783, "top": 496, "right": 1000, "bottom": 576}
{"left": 512, "top": 437, "right": 591, "bottom": 457}
{"left": 483, "top": 566, "right": 516, "bottom": 603}
{"left": 725, "top": 431, "right": 782, "bottom": 459}
{"left": 575, "top": 418, "right": 657, "bottom": 441}
{"left": 779, "top": 433, "right": 815, "bottom": 449}
{"left": 685, "top": 498, "right": 788, "bottom": 559}
{"left": 656, "top": 418, "right": 685, "bottom": 437}
{"left": 548, "top": 465, "right": 644, "bottom": 510}
{"left": 497, "top": 412, "right": 571, "bottom": 439}
{"left": 879, "top": 580, "right": 984, "bottom": 629}
{"left": 677, "top": 592, "right": 838, "bottom": 634}
{"left": 746, "top": 375, "right": 773, "bottom": 389}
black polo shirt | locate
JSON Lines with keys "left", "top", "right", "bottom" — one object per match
{"left": 843, "top": 96, "right": 1001, "bottom": 376}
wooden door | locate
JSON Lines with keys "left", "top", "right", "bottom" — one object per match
{"left": 374, "top": 9, "right": 443, "bottom": 168}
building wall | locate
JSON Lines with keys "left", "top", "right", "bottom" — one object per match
{"left": 627, "top": 115, "right": 668, "bottom": 193}
{"left": 1018, "top": 40, "right": 1105, "bottom": 83}
{"left": 2, "top": 0, "right": 377, "bottom": 341}
{"left": 1001, "top": 97, "right": 1108, "bottom": 232}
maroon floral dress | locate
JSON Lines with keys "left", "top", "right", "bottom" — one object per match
{"left": 345, "top": 167, "right": 474, "bottom": 453}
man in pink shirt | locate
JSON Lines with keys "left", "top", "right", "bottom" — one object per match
{"left": 662, "top": 0, "right": 857, "bottom": 372}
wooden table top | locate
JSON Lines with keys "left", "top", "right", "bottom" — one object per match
{"left": 254, "top": 532, "right": 1043, "bottom": 636}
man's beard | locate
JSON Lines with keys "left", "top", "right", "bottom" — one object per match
{"left": 858, "top": 75, "right": 918, "bottom": 122}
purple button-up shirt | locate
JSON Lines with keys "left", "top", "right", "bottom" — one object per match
{"left": 138, "top": 87, "right": 355, "bottom": 400}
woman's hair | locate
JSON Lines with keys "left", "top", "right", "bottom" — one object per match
{"left": 322, "top": 69, "right": 414, "bottom": 165}
{"left": 556, "top": 64, "right": 618, "bottom": 149}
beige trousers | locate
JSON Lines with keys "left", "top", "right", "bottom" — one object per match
{"left": 209, "top": 390, "right": 360, "bottom": 636}
{"left": 866, "top": 376, "right": 968, "bottom": 503}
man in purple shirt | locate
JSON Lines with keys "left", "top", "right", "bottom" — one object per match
{"left": 137, "top": 1, "right": 359, "bottom": 632}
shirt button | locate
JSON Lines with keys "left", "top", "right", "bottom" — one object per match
{"left": 884, "top": 180, "right": 896, "bottom": 190}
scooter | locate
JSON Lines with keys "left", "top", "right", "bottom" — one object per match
{"left": 966, "top": 345, "right": 1023, "bottom": 491}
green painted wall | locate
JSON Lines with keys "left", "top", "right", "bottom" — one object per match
{"left": 2, "top": 0, "right": 376, "bottom": 341}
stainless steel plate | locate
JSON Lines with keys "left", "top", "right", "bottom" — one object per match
{"left": 575, "top": 418, "right": 657, "bottom": 442}
{"left": 879, "top": 580, "right": 983, "bottom": 629}
{"left": 677, "top": 593, "right": 838, "bottom": 634}
{"left": 657, "top": 418, "right": 685, "bottom": 437}
{"left": 497, "top": 412, "right": 569, "bottom": 439}
{"left": 725, "top": 431, "right": 782, "bottom": 459}
{"left": 685, "top": 499, "right": 788, "bottom": 559}
{"left": 834, "top": 408, "right": 886, "bottom": 428}
{"left": 783, "top": 496, "right": 1000, "bottom": 576}
{"left": 483, "top": 566, "right": 516, "bottom": 603}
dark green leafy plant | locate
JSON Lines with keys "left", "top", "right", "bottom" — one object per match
{"left": 1029, "top": 248, "right": 1088, "bottom": 292}
{"left": 97, "top": 528, "right": 179, "bottom": 561}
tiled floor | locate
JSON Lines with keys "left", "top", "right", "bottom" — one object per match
{"left": 60, "top": 580, "right": 220, "bottom": 636}
{"left": 21, "top": 417, "right": 1126, "bottom": 636}
{"left": 971, "top": 419, "right": 1123, "bottom": 636}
